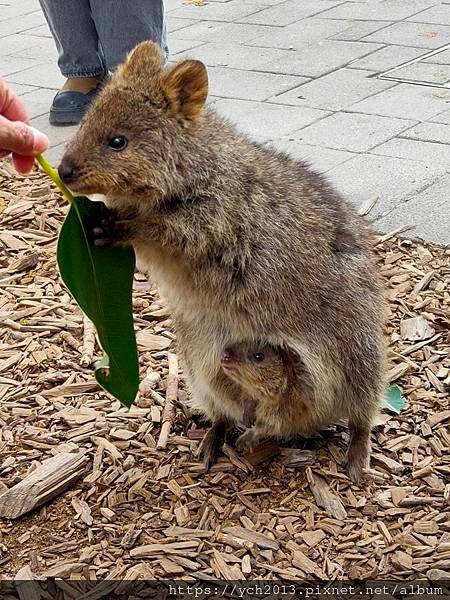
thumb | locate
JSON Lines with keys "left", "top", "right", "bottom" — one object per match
{"left": 0, "top": 116, "right": 48, "bottom": 156}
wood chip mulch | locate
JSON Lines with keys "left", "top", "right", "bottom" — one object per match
{"left": 0, "top": 164, "right": 449, "bottom": 581}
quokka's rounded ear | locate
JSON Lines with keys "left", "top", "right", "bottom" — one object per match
{"left": 161, "top": 60, "right": 208, "bottom": 122}
{"left": 117, "top": 41, "right": 163, "bottom": 81}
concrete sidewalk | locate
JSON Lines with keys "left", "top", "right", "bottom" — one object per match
{"left": 1, "top": 0, "right": 449, "bottom": 244}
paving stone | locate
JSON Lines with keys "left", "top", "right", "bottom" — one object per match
{"left": 175, "top": 42, "right": 290, "bottom": 69}
{"left": 271, "top": 68, "right": 395, "bottom": 111}
{"left": 167, "top": 17, "right": 200, "bottom": 33}
{"left": 260, "top": 40, "right": 383, "bottom": 77}
{"left": 330, "top": 20, "right": 393, "bottom": 41}
{"left": 373, "top": 175, "right": 450, "bottom": 246}
{"left": 268, "top": 139, "right": 355, "bottom": 172}
{"left": 169, "top": 20, "right": 278, "bottom": 44}
{"left": 168, "top": 38, "right": 206, "bottom": 56}
{"left": 0, "top": 4, "right": 40, "bottom": 21}
{"left": 246, "top": 16, "right": 349, "bottom": 50}
{"left": 318, "top": 0, "right": 442, "bottom": 21}
{"left": 349, "top": 83, "right": 449, "bottom": 121}
{"left": 208, "top": 66, "right": 307, "bottom": 101}
{"left": 400, "top": 122, "right": 450, "bottom": 145}
{"left": 9, "top": 37, "right": 59, "bottom": 63}
{"left": 370, "top": 137, "right": 450, "bottom": 168}
{"left": 23, "top": 24, "right": 52, "bottom": 38}
{"left": 43, "top": 142, "right": 67, "bottom": 165}
{"left": 14, "top": 87, "right": 55, "bottom": 119}
{"left": 7, "top": 63, "right": 65, "bottom": 89}
{"left": 429, "top": 109, "right": 450, "bottom": 124}
{"left": 422, "top": 48, "right": 450, "bottom": 65}
{"left": 30, "top": 114, "right": 77, "bottom": 147}
{"left": 347, "top": 45, "right": 426, "bottom": 71}
{"left": 164, "top": 0, "right": 185, "bottom": 9}
{"left": 294, "top": 112, "right": 416, "bottom": 152}
{"left": 7, "top": 82, "right": 40, "bottom": 96}
{"left": 361, "top": 22, "right": 450, "bottom": 49}
{"left": 407, "top": 4, "right": 450, "bottom": 25}
{"left": 246, "top": 0, "right": 301, "bottom": 4}
{"left": 390, "top": 61, "right": 450, "bottom": 85}
{"left": 211, "top": 97, "right": 329, "bottom": 142}
{"left": 1, "top": 33, "right": 43, "bottom": 54}
{"left": 0, "top": 11, "right": 45, "bottom": 36}
{"left": 169, "top": 0, "right": 267, "bottom": 23}
{"left": 325, "top": 153, "right": 446, "bottom": 219}
{"left": 0, "top": 55, "right": 38, "bottom": 76}
{"left": 241, "top": 0, "right": 342, "bottom": 26}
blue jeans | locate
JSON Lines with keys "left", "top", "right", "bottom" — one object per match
{"left": 39, "top": 0, "right": 168, "bottom": 78}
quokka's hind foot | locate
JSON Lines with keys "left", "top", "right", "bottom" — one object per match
{"left": 235, "top": 427, "right": 263, "bottom": 451}
{"left": 195, "top": 418, "right": 231, "bottom": 472}
{"left": 344, "top": 424, "right": 371, "bottom": 483}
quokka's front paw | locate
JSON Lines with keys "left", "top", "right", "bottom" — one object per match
{"left": 91, "top": 211, "right": 129, "bottom": 247}
{"left": 242, "top": 400, "right": 257, "bottom": 428}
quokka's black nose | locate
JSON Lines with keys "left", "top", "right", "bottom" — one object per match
{"left": 58, "top": 159, "right": 77, "bottom": 184}
{"left": 221, "top": 347, "right": 237, "bottom": 365}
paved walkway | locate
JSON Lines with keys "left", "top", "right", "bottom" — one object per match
{"left": 1, "top": 0, "right": 449, "bottom": 244}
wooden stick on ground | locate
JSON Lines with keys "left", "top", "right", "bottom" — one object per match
{"left": 80, "top": 314, "right": 96, "bottom": 367}
{"left": 307, "top": 468, "right": 347, "bottom": 520}
{"left": 0, "top": 452, "right": 88, "bottom": 519}
{"left": 373, "top": 223, "right": 414, "bottom": 245}
{"left": 358, "top": 196, "right": 378, "bottom": 216}
{"left": 156, "top": 352, "right": 178, "bottom": 449}
{"left": 59, "top": 331, "right": 81, "bottom": 352}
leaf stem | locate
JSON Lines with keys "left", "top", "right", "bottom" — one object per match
{"left": 36, "top": 154, "right": 74, "bottom": 204}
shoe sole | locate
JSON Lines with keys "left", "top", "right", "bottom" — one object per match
{"left": 49, "top": 107, "right": 86, "bottom": 126}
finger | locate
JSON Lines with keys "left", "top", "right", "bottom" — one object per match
{"left": 0, "top": 82, "right": 29, "bottom": 123}
{"left": 12, "top": 154, "right": 35, "bottom": 174}
{"left": 28, "top": 126, "right": 48, "bottom": 153}
{"left": 0, "top": 116, "right": 48, "bottom": 155}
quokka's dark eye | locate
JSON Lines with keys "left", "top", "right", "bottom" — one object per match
{"left": 252, "top": 352, "right": 265, "bottom": 362}
{"left": 108, "top": 136, "right": 128, "bottom": 151}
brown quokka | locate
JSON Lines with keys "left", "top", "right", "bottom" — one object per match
{"left": 58, "top": 40, "right": 385, "bottom": 482}
{"left": 220, "top": 342, "right": 356, "bottom": 458}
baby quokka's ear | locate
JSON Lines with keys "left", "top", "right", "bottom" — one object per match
{"left": 161, "top": 59, "right": 208, "bottom": 123}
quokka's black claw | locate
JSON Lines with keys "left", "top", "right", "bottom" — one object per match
{"left": 90, "top": 211, "right": 120, "bottom": 248}
{"left": 93, "top": 237, "right": 113, "bottom": 247}
{"left": 203, "top": 458, "right": 213, "bottom": 473}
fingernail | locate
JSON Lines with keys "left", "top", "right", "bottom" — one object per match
{"left": 30, "top": 126, "right": 49, "bottom": 153}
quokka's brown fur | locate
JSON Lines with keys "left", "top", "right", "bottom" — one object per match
{"left": 59, "top": 41, "right": 386, "bottom": 482}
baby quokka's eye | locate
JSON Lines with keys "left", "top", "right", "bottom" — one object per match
{"left": 108, "top": 135, "right": 128, "bottom": 151}
{"left": 252, "top": 352, "right": 265, "bottom": 363}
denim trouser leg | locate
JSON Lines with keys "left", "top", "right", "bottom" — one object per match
{"left": 38, "top": 0, "right": 105, "bottom": 77}
{"left": 90, "top": 0, "right": 169, "bottom": 69}
{"left": 39, "top": 0, "right": 168, "bottom": 78}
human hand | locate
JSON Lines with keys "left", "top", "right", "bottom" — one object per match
{"left": 0, "top": 79, "right": 48, "bottom": 173}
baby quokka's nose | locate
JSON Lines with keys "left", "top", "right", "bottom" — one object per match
{"left": 58, "top": 159, "right": 77, "bottom": 184}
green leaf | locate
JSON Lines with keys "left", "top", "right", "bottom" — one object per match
{"left": 382, "top": 384, "right": 406, "bottom": 414}
{"left": 37, "top": 155, "right": 139, "bottom": 407}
